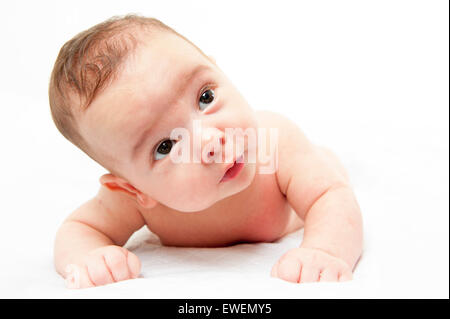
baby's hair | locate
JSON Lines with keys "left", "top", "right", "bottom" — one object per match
{"left": 48, "top": 14, "right": 201, "bottom": 171}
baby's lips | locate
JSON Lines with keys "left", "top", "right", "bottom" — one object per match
{"left": 64, "top": 264, "right": 80, "bottom": 289}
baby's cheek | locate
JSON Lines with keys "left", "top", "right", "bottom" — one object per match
{"left": 147, "top": 164, "right": 219, "bottom": 211}
{"left": 177, "top": 174, "right": 219, "bottom": 210}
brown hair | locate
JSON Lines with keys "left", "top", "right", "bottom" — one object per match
{"left": 48, "top": 14, "right": 183, "bottom": 169}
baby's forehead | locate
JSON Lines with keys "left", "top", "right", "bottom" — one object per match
{"left": 81, "top": 33, "right": 212, "bottom": 147}
{"left": 113, "top": 34, "right": 212, "bottom": 103}
{"left": 129, "top": 32, "right": 207, "bottom": 75}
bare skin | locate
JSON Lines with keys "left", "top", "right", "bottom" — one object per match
{"left": 54, "top": 31, "right": 363, "bottom": 288}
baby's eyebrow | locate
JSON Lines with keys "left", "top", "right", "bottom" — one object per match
{"left": 130, "top": 64, "right": 211, "bottom": 160}
{"left": 175, "top": 64, "right": 211, "bottom": 99}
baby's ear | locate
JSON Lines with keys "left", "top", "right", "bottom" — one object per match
{"left": 99, "top": 174, "right": 158, "bottom": 209}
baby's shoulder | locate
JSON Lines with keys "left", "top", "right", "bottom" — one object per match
{"left": 255, "top": 110, "right": 288, "bottom": 126}
{"left": 255, "top": 110, "right": 303, "bottom": 139}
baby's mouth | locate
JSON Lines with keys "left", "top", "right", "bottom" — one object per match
{"left": 220, "top": 155, "right": 245, "bottom": 183}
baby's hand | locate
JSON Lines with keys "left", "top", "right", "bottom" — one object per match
{"left": 64, "top": 245, "right": 141, "bottom": 289}
{"left": 271, "top": 247, "right": 352, "bottom": 283}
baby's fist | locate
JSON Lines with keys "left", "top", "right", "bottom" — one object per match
{"left": 64, "top": 245, "right": 141, "bottom": 289}
{"left": 271, "top": 247, "right": 352, "bottom": 283}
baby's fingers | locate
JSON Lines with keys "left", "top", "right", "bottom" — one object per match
{"left": 318, "top": 268, "right": 339, "bottom": 282}
{"left": 319, "top": 266, "right": 352, "bottom": 282}
{"left": 271, "top": 257, "right": 302, "bottom": 283}
{"left": 299, "top": 264, "right": 321, "bottom": 283}
{"left": 125, "top": 249, "right": 141, "bottom": 279}
{"left": 338, "top": 269, "right": 353, "bottom": 282}
{"left": 103, "top": 247, "right": 131, "bottom": 282}
{"left": 64, "top": 264, "right": 94, "bottom": 289}
{"left": 102, "top": 247, "right": 140, "bottom": 281}
{"left": 86, "top": 253, "right": 115, "bottom": 286}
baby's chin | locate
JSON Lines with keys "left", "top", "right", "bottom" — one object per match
{"left": 166, "top": 196, "right": 219, "bottom": 213}
{"left": 164, "top": 163, "right": 256, "bottom": 213}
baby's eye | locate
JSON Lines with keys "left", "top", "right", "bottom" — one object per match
{"left": 154, "top": 139, "right": 175, "bottom": 160}
{"left": 198, "top": 88, "right": 215, "bottom": 111}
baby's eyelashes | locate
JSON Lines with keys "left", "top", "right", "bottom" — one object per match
{"left": 154, "top": 139, "right": 176, "bottom": 160}
{"left": 198, "top": 88, "right": 215, "bottom": 111}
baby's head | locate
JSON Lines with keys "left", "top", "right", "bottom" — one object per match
{"left": 49, "top": 15, "right": 257, "bottom": 212}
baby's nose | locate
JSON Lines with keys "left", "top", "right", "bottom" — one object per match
{"left": 201, "top": 128, "right": 226, "bottom": 162}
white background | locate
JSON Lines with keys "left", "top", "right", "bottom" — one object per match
{"left": 0, "top": 0, "right": 448, "bottom": 298}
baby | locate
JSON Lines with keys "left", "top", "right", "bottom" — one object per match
{"left": 49, "top": 15, "right": 363, "bottom": 289}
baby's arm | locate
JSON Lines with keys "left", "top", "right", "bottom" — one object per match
{"left": 265, "top": 112, "right": 363, "bottom": 283}
{"left": 54, "top": 180, "right": 146, "bottom": 288}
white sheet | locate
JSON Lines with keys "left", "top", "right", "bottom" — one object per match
{"left": 0, "top": 0, "right": 448, "bottom": 299}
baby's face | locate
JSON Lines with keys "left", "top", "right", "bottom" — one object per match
{"left": 78, "top": 31, "right": 257, "bottom": 211}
